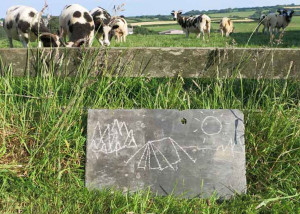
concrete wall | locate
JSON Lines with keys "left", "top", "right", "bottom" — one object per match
{"left": 0, "top": 47, "right": 299, "bottom": 79}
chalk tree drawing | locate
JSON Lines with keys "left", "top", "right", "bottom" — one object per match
{"left": 125, "top": 137, "right": 197, "bottom": 171}
{"left": 90, "top": 120, "right": 137, "bottom": 155}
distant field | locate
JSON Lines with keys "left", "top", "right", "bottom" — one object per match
{"left": 208, "top": 11, "right": 255, "bottom": 18}
{"left": 284, "top": 6, "right": 300, "bottom": 9}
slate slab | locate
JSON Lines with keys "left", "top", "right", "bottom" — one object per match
{"left": 86, "top": 109, "right": 247, "bottom": 198}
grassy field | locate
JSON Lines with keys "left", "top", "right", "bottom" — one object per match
{"left": 0, "top": 16, "right": 299, "bottom": 48}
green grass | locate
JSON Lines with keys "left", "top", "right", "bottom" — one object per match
{"left": 1, "top": 16, "right": 299, "bottom": 48}
{"left": 0, "top": 48, "right": 299, "bottom": 213}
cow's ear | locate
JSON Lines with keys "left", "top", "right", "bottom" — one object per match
{"left": 291, "top": 10, "right": 295, "bottom": 14}
{"left": 171, "top": 12, "right": 174, "bottom": 15}
{"left": 178, "top": 10, "right": 183, "bottom": 14}
{"left": 112, "top": 25, "right": 119, "bottom": 30}
{"left": 277, "top": 9, "right": 282, "bottom": 14}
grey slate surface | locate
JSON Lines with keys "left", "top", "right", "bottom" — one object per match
{"left": 86, "top": 109, "right": 247, "bottom": 198}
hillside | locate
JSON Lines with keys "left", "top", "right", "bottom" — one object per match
{"left": 127, "top": 4, "right": 300, "bottom": 22}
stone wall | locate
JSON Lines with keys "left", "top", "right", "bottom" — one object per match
{"left": 0, "top": 47, "right": 299, "bottom": 79}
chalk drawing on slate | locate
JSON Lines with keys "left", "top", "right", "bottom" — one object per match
{"left": 125, "top": 137, "right": 197, "bottom": 171}
{"left": 181, "top": 138, "right": 244, "bottom": 157}
{"left": 90, "top": 119, "right": 137, "bottom": 157}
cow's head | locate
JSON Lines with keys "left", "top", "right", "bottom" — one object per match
{"left": 277, "top": 8, "right": 287, "bottom": 15}
{"left": 39, "top": 33, "right": 62, "bottom": 47}
{"left": 260, "top": 14, "right": 266, "bottom": 21}
{"left": 39, "top": 31, "right": 87, "bottom": 48}
{"left": 101, "top": 18, "right": 123, "bottom": 46}
{"left": 171, "top": 10, "right": 183, "bottom": 21}
{"left": 285, "top": 10, "right": 294, "bottom": 22}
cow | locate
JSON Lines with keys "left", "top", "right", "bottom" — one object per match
{"left": 256, "top": 14, "right": 270, "bottom": 34}
{"left": 171, "top": 10, "right": 211, "bottom": 41}
{"left": 267, "top": 9, "right": 294, "bottom": 42}
{"left": 256, "top": 9, "right": 290, "bottom": 35}
{"left": 4, "top": 5, "right": 52, "bottom": 48}
{"left": 90, "top": 7, "right": 112, "bottom": 46}
{"left": 90, "top": 7, "right": 128, "bottom": 46}
{"left": 39, "top": 4, "right": 95, "bottom": 47}
{"left": 220, "top": 17, "right": 234, "bottom": 37}
{"left": 58, "top": 4, "right": 95, "bottom": 47}
{"left": 110, "top": 17, "right": 128, "bottom": 43}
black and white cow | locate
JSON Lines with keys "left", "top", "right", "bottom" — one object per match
{"left": 171, "top": 10, "right": 211, "bottom": 40}
{"left": 4, "top": 5, "right": 54, "bottom": 48}
{"left": 90, "top": 7, "right": 112, "bottom": 46}
{"left": 40, "top": 4, "right": 95, "bottom": 47}
{"left": 267, "top": 9, "right": 294, "bottom": 42}
{"left": 90, "top": 7, "right": 128, "bottom": 46}
{"left": 59, "top": 4, "right": 95, "bottom": 47}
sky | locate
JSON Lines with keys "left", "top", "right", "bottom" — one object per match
{"left": 0, "top": 0, "right": 299, "bottom": 18}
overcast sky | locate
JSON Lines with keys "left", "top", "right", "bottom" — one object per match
{"left": 0, "top": 0, "right": 298, "bottom": 18}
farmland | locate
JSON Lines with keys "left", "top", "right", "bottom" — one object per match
{"left": 0, "top": 5, "right": 300, "bottom": 214}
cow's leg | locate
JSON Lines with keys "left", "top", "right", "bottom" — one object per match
{"left": 196, "top": 32, "right": 201, "bottom": 39}
{"left": 8, "top": 37, "right": 13, "bottom": 48}
{"left": 207, "top": 23, "right": 211, "bottom": 40}
{"left": 270, "top": 26, "right": 275, "bottom": 43}
{"left": 18, "top": 34, "right": 28, "bottom": 48}
{"left": 266, "top": 26, "right": 271, "bottom": 34}
{"left": 256, "top": 23, "right": 261, "bottom": 34}
{"left": 221, "top": 29, "right": 224, "bottom": 37}
{"left": 202, "top": 29, "right": 205, "bottom": 41}
{"left": 185, "top": 31, "right": 189, "bottom": 38}
{"left": 95, "top": 33, "right": 104, "bottom": 46}
{"left": 278, "top": 28, "right": 285, "bottom": 41}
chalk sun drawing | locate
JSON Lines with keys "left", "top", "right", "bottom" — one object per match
{"left": 90, "top": 120, "right": 137, "bottom": 156}
{"left": 193, "top": 115, "right": 223, "bottom": 136}
{"left": 125, "top": 137, "right": 197, "bottom": 171}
